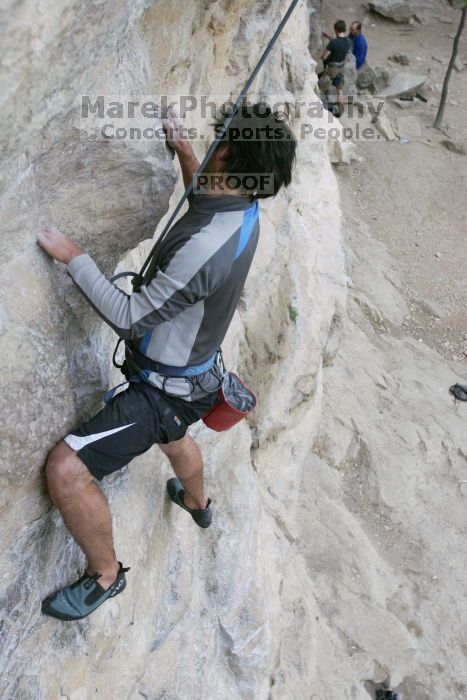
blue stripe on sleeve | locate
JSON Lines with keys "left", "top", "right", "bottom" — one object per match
{"left": 235, "top": 201, "right": 259, "bottom": 260}
{"left": 139, "top": 330, "right": 152, "bottom": 354}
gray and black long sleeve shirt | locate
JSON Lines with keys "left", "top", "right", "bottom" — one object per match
{"left": 67, "top": 192, "right": 260, "bottom": 400}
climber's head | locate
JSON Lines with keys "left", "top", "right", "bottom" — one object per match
{"left": 209, "top": 102, "right": 297, "bottom": 200}
{"left": 334, "top": 19, "right": 347, "bottom": 36}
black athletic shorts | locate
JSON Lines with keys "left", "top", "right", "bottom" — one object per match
{"left": 63, "top": 380, "right": 218, "bottom": 481}
{"left": 332, "top": 72, "right": 344, "bottom": 88}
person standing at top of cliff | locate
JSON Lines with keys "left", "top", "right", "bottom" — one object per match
{"left": 349, "top": 21, "right": 368, "bottom": 71}
{"left": 36, "top": 104, "right": 297, "bottom": 622}
{"left": 320, "top": 19, "right": 352, "bottom": 117}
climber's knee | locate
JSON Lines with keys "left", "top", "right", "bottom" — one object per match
{"left": 45, "top": 440, "right": 93, "bottom": 504}
{"left": 158, "top": 434, "right": 191, "bottom": 458}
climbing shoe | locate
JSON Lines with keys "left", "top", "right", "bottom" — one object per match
{"left": 166, "top": 477, "right": 212, "bottom": 528}
{"left": 41, "top": 561, "right": 130, "bottom": 621}
{"left": 450, "top": 383, "right": 467, "bottom": 401}
{"left": 376, "top": 690, "right": 401, "bottom": 700}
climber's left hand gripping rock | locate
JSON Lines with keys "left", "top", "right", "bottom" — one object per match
{"left": 37, "top": 225, "right": 84, "bottom": 264}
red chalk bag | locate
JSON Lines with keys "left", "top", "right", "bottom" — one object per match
{"left": 202, "top": 362, "right": 257, "bottom": 432}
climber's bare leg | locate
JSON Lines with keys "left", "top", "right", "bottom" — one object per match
{"left": 45, "top": 440, "right": 119, "bottom": 590}
{"left": 158, "top": 435, "right": 207, "bottom": 510}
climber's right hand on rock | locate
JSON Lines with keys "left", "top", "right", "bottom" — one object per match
{"left": 37, "top": 225, "right": 83, "bottom": 264}
{"left": 162, "top": 107, "right": 199, "bottom": 187}
{"left": 162, "top": 107, "right": 191, "bottom": 155}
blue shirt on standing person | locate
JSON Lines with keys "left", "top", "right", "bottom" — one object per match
{"left": 349, "top": 21, "right": 368, "bottom": 70}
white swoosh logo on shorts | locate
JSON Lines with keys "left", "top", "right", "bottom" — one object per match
{"left": 64, "top": 423, "right": 137, "bottom": 452}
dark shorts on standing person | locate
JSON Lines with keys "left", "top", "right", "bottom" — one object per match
{"left": 331, "top": 71, "right": 344, "bottom": 88}
{"left": 318, "top": 63, "right": 345, "bottom": 92}
{"left": 63, "top": 380, "right": 218, "bottom": 481}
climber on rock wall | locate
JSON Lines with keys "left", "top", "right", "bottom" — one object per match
{"left": 36, "top": 104, "right": 297, "bottom": 621}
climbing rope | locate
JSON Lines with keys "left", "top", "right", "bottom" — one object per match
{"left": 112, "top": 0, "right": 301, "bottom": 291}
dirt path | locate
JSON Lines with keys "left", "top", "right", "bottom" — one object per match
{"left": 322, "top": 0, "right": 467, "bottom": 365}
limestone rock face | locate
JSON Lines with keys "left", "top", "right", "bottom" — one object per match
{"left": 357, "top": 62, "right": 378, "bottom": 91}
{"left": 378, "top": 72, "right": 426, "bottom": 98}
{"left": 368, "top": 0, "right": 414, "bottom": 23}
{"left": 357, "top": 63, "right": 392, "bottom": 93}
{"left": 343, "top": 51, "right": 358, "bottom": 100}
{"left": 372, "top": 65, "right": 392, "bottom": 93}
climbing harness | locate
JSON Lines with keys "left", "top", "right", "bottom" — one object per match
{"left": 105, "top": 344, "right": 257, "bottom": 433}
{"left": 107, "top": 0, "right": 301, "bottom": 423}
{"left": 106, "top": 338, "right": 223, "bottom": 403}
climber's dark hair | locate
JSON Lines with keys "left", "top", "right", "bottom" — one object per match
{"left": 334, "top": 19, "right": 346, "bottom": 33}
{"left": 213, "top": 102, "right": 297, "bottom": 200}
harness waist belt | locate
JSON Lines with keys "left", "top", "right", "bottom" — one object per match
{"left": 125, "top": 345, "right": 217, "bottom": 378}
